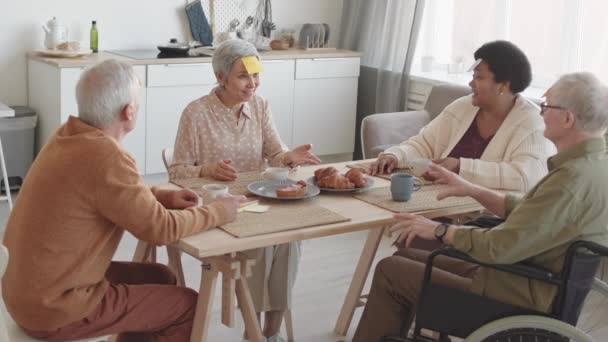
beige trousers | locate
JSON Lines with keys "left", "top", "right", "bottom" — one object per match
{"left": 242, "top": 241, "right": 301, "bottom": 312}
{"left": 353, "top": 248, "right": 478, "bottom": 342}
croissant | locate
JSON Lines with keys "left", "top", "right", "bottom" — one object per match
{"left": 345, "top": 168, "right": 367, "bottom": 188}
{"left": 314, "top": 167, "right": 338, "bottom": 181}
{"left": 317, "top": 174, "right": 355, "bottom": 189}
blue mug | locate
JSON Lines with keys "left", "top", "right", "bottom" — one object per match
{"left": 390, "top": 173, "right": 422, "bottom": 202}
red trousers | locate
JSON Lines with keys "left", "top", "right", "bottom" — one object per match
{"left": 25, "top": 262, "right": 197, "bottom": 342}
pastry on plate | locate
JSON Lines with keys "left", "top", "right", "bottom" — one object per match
{"left": 345, "top": 168, "right": 367, "bottom": 188}
{"left": 276, "top": 180, "right": 308, "bottom": 198}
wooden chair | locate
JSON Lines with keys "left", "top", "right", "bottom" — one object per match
{"left": 0, "top": 245, "right": 109, "bottom": 342}
{"left": 0, "top": 137, "right": 13, "bottom": 210}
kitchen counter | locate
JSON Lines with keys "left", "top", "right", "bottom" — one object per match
{"left": 28, "top": 48, "right": 363, "bottom": 68}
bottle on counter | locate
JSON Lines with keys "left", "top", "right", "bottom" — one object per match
{"left": 90, "top": 20, "right": 98, "bottom": 53}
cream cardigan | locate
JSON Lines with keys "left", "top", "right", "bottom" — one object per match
{"left": 384, "top": 95, "right": 556, "bottom": 191}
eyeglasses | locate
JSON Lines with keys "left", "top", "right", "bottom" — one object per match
{"left": 540, "top": 103, "right": 567, "bottom": 115}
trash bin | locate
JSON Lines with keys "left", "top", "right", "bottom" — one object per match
{"left": 0, "top": 106, "right": 37, "bottom": 190}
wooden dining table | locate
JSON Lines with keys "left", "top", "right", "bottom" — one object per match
{"left": 154, "top": 160, "right": 483, "bottom": 342}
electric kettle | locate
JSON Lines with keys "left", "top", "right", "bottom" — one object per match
{"left": 42, "top": 17, "right": 68, "bottom": 49}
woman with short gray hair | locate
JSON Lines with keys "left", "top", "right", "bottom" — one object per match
{"left": 170, "top": 39, "right": 320, "bottom": 342}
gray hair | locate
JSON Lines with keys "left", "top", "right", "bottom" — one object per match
{"left": 550, "top": 72, "right": 608, "bottom": 135}
{"left": 76, "top": 59, "right": 140, "bottom": 128}
{"left": 212, "top": 39, "right": 260, "bottom": 80}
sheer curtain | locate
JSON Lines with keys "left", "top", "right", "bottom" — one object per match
{"left": 414, "top": 0, "right": 608, "bottom": 88}
{"left": 339, "top": 0, "right": 425, "bottom": 159}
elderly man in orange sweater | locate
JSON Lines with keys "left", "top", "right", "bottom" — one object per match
{"left": 2, "top": 59, "right": 244, "bottom": 341}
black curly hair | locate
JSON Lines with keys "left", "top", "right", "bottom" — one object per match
{"left": 474, "top": 40, "right": 532, "bottom": 94}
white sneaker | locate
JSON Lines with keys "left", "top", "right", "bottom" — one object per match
{"left": 266, "top": 334, "right": 287, "bottom": 342}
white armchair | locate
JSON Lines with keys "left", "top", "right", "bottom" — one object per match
{"left": 361, "top": 83, "right": 471, "bottom": 159}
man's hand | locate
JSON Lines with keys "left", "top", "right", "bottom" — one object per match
{"left": 425, "top": 164, "right": 477, "bottom": 200}
{"left": 167, "top": 189, "right": 199, "bottom": 209}
{"left": 283, "top": 144, "right": 321, "bottom": 167}
{"left": 389, "top": 213, "right": 439, "bottom": 247}
{"left": 213, "top": 194, "right": 247, "bottom": 222}
{"left": 368, "top": 154, "right": 398, "bottom": 176}
{"left": 209, "top": 160, "right": 238, "bottom": 181}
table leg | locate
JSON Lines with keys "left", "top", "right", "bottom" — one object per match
{"left": 235, "top": 274, "right": 264, "bottom": 342}
{"left": 167, "top": 245, "right": 186, "bottom": 286}
{"left": 285, "top": 309, "right": 294, "bottom": 341}
{"left": 334, "top": 226, "right": 385, "bottom": 336}
{"left": 190, "top": 261, "right": 219, "bottom": 342}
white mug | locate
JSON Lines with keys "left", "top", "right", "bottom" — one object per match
{"left": 201, "top": 184, "right": 229, "bottom": 204}
{"left": 410, "top": 158, "right": 432, "bottom": 176}
{"left": 261, "top": 167, "right": 289, "bottom": 181}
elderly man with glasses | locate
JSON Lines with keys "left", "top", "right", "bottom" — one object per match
{"left": 354, "top": 72, "right": 608, "bottom": 341}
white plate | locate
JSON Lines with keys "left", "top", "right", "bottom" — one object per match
{"left": 307, "top": 176, "right": 375, "bottom": 193}
{"left": 247, "top": 180, "right": 320, "bottom": 200}
{"left": 36, "top": 49, "right": 93, "bottom": 58}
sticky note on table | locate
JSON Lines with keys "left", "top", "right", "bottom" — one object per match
{"left": 241, "top": 56, "right": 263, "bottom": 74}
{"left": 243, "top": 204, "right": 270, "bottom": 213}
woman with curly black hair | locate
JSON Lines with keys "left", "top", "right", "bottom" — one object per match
{"left": 370, "top": 40, "right": 554, "bottom": 192}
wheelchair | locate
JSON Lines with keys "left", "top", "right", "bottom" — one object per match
{"left": 380, "top": 240, "right": 608, "bottom": 342}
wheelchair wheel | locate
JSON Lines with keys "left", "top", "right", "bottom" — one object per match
{"left": 464, "top": 315, "right": 594, "bottom": 342}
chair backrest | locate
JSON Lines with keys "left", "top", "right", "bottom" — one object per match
{"left": 424, "top": 83, "right": 471, "bottom": 120}
{"left": 1, "top": 245, "right": 11, "bottom": 341}
{"left": 161, "top": 147, "right": 174, "bottom": 173}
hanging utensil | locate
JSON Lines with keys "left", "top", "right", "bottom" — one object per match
{"left": 261, "top": 0, "right": 275, "bottom": 38}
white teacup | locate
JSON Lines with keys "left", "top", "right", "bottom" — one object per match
{"left": 261, "top": 167, "right": 289, "bottom": 181}
{"left": 410, "top": 159, "right": 432, "bottom": 176}
{"left": 201, "top": 184, "right": 229, "bottom": 204}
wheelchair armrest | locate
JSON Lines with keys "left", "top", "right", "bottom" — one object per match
{"left": 426, "top": 247, "right": 560, "bottom": 285}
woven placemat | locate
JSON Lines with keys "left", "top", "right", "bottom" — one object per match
{"left": 354, "top": 185, "right": 477, "bottom": 213}
{"left": 171, "top": 171, "right": 263, "bottom": 196}
{"left": 347, "top": 161, "right": 432, "bottom": 184}
{"left": 220, "top": 200, "right": 350, "bottom": 237}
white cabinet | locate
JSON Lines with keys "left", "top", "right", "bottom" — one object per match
{"left": 293, "top": 58, "right": 360, "bottom": 156}
{"left": 28, "top": 60, "right": 147, "bottom": 173}
{"left": 28, "top": 53, "right": 361, "bottom": 175}
{"left": 256, "top": 60, "right": 295, "bottom": 147}
{"left": 145, "top": 63, "right": 216, "bottom": 174}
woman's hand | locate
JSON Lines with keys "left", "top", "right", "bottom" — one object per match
{"left": 209, "top": 160, "right": 238, "bottom": 181}
{"left": 389, "top": 213, "right": 439, "bottom": 247}
{"left": 283, "top": 144, "right": 321, "bottom": 167}
{"left": 368, "top": 154, "right": 398, "bottom": 176}
{"left": 432, "top": 157, "right": 460, "bottom": 173}
{"left": 425, "top": 163, "right": 477, "bottom": 200}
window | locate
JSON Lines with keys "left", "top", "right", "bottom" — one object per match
{"left": 413, "top": 0, "right": 608, "bottom": 89}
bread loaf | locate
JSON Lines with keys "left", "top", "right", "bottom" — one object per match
{"left": 316, "top": 174, "right": 354, "bottom": 189}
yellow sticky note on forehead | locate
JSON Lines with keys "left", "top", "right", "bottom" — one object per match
{"left": 241, "top": 56, "right": 263, "bottom": 74}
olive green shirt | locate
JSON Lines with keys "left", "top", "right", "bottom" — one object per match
{"left": 453, "top": 138, "right": 608, "bottom": 312}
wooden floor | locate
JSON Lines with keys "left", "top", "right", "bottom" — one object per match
{"left": 1, "top": 178, "right": 607, "bottom": 341}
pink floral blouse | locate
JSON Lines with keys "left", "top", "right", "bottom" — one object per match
{"left": 169, "top": 88, "right": 288, "bottom": 180}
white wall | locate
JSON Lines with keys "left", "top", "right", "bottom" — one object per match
{"left": 0, "top": 0, "right": 343, "bottom": 106}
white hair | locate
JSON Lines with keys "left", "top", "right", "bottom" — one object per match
{"left": 76, "top": 59, "right": 140, "bottom": 128}
{"left": 550, "top": 72, "right": 608, "bottom": 135}
{"left": 212, "top": 39, "right": 260, "bottom": 80}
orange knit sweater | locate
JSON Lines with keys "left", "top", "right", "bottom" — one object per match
{"left": 2, "top": 116, "right": 230, "bottom": 331}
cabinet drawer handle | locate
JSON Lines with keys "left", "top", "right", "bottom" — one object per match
{"left": 310, "top": 58, "right": 349, "bottom": 61}
{"left": 163, "top": 63, "right": 210, "bottom": 67}
{"left": 262, "top": 60, "right": 289, "bottom": 64}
